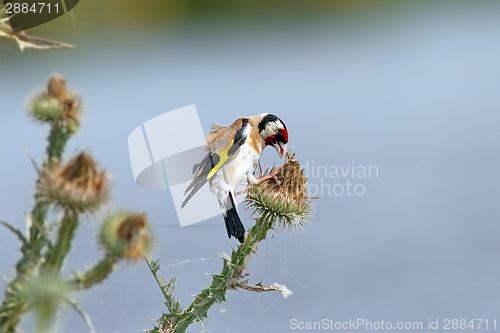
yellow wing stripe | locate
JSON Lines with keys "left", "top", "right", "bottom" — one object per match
{"left": 207, "top": 139, "right": 234, "bottom": 180}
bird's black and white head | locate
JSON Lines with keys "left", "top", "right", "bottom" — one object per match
{"left": 258, "top": 113, "right": 288, "bottom": 159}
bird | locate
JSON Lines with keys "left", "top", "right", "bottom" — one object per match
{"left": 181, "top": 113, "right": 288, "bottom": 243}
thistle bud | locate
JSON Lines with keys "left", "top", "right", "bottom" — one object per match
{"left": 28, "top": 74, "right": 82, "bottom": 129}
{"left": 99, "top": 212, "right": 154, "bottom": 260}
{"left": 37, "top": 151, "right": 109, "bottom": 213}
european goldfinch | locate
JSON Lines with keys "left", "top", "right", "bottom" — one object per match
{"left": 181, "top": 114, "right": 288, "bottom": 243}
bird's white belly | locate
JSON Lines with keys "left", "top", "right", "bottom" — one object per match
{"left": 209, "top": 145, "right": 259, "bottom": 196}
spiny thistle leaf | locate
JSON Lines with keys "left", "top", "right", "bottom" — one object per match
{"left": 145, "top": 256, "right": 182, "bottom": 316}
{"left": 0, "top": 221, "right": 27, "bottom": 246}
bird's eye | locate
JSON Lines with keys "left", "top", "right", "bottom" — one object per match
{"left": 275, "top": 131, "right": 284, "bottom": 143}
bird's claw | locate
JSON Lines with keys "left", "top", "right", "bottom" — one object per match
{"left": 257, "top": 166, "right": 282, "bottom": 185}
{"left": 235, "top": 188, "right": 248, "bottom": 196}
{"left": 269, "top": 166, "right": 282, "bottom": 185}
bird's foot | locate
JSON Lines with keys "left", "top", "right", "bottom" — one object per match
{"left": 235, "top": 188, "right": 248, "bottom": 196}
{"left": 257, "top": 166, "right": 282, "bottom": 185}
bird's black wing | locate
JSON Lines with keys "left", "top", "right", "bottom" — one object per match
{"left": 180, "top": 119, "right": 249, "bottom": 208}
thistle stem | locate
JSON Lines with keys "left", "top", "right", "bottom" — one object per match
{"left": 151, "top": 214, "right": 274, "bottom": 333}
{"left": 70, "top": 255, "right": 118, "bottom": 290}
{"left": 46, "top": 123, "right": 72, "bottom": 165}
{"left": 147, "top": 154, "right": 314, "bottom": 333}
{"left": 43, "top": 211, "right": 79, "bottom": 275}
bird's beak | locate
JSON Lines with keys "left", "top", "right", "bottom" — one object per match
{"left": 273, "top": 142, "right": 287, "bottom": 159}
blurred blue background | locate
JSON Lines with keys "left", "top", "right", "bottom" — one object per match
{"left": 1, "top": 1, "right": 500, "bottom": 332}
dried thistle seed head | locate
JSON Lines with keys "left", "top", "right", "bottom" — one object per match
{"left": 118, "top": 213, "right": 148, "bottom": 258}
{"left": 48, "top": 74, "right": 82, "bottom": 127}
{"left": 47, "top": 75, "right": 67, "bottom": 100}
{"left": 28, "top": 74, "right": 82, "bottom": 128}
{"left": 99, "top": 212, "right": 154, "bottom": 260}
{"left": 247, "top": 151, "right": 314, "bottom": 231}
{"left": 258, "top": 152, "right": 310, "bottom": 205}
{"left": 37, "top": 151, "right": 109, "bottom": 213}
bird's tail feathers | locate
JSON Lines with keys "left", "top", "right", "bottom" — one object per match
{"left": 223, "top": 192, "right": 245, "bottom": 243}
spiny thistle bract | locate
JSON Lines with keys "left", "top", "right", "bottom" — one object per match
{"left": 146, "top": 151, "right": 315, "bottom": 333}
{"left": 36, "top": 152, "right": 109, "bottom": 214}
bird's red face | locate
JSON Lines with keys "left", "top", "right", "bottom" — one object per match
{"left": 259, "top": 114, "right": 288, "bottom": 159}
{"left": 264, "top": 128, "right": 288, "bottom": 159}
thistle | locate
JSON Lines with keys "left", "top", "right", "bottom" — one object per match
{"left": 0, "top": 75, "right": 154, "bottom": 333}
{"left": 70, "top": 212, "right": 154, "bottom": 291}
{"left": 36, "top": 152, "right": 109, "bottom": 214}
{"left": 28, "top": 74, "right": 82, "bottom": 130}
{"left": 146, "top": 151, "right": 315, "bottom": 333}
{"left": 248, "top": 152, "right": 313, "bottom": 232}
{"left": 28, "top": 74, "right": 82, "bottom": 165}
{"left": 100, "top": 212, "right": 154, "bottom": 260}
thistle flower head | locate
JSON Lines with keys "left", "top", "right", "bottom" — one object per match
{"left": 28, "top": 74, "right": 82, "bottom": 130}
{"left": 37, "top": 151, "right": 109, "bottom": 213}
{"left": 262, "top": 152, "right": 309, "bottom": 204}
{"left": 247, "top": 152, "right": 314, "bottom": 231}
{"left": 99, "top": 212, "right": 154, "bottom": 260}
